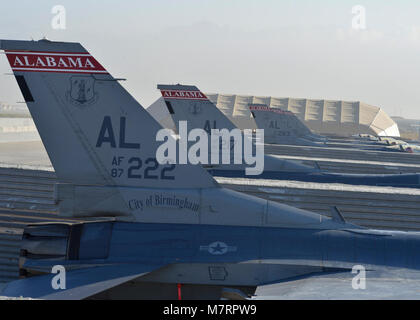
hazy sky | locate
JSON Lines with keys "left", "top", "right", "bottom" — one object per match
{"left": 1, "top": 0, "right": 420, "bottom": 119}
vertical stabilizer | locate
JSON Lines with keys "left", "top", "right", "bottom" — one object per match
{"left": 0, "top": 39, "right": 216, "bottom": 189}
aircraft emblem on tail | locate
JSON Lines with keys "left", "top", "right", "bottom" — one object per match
{"left": 66, "top": 76, "right": 98, "bottom": 107}
{"left": 189, "top": 102, "right": 202, "bottom": 115}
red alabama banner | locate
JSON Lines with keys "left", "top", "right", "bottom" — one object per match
{"left": 160, "top": 89, "right": 208, "bottom": 100}
{"left": 249, "top": 105, "right": 293, "bottom": 115}
{"left": 4, "top": 51, "right": 108, "bottom": 74}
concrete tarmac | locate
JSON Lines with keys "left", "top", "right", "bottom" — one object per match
{"left": 0, "top": 141, "right": 51, "bottom": 169}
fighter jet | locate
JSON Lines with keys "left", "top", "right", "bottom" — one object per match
{"left": 249, "top": 104, "right": 327, "bottom": 146}
{"left": 155, "top": 84, "right": 420, "bottom": 189}
{"left": 156, "top": 84, "right": 317, "bottom": 176}
{"left": 250, "top": 104, "right": 415, "bottom": 153}
{"left": 2, "top": 39, "right": 420, "bottom": 300}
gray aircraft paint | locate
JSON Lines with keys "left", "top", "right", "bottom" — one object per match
{"left": 1, "top": 39, "right": 420, "bottom": 299}
{"left": 0, "top": 40, "right": 214, "bottom": 190}
{"left": 158, "top": 84, "right": 316, "bottom": 174}
{"left": 5, "top": 221, "right": 420, "bottom": 299}
{"left": 249, "top": 104, "right": 327, "bottom": 146}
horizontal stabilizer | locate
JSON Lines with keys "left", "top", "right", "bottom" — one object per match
{"left": 1, "top": 263, "right": 162, "bottom": 300}
{"left": 330, "top": 206, "right": 346, "bottom": 224}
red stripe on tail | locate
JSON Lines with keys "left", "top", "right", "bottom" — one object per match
{"left": 4, "top": 51, "right": 108, "bottom": 74}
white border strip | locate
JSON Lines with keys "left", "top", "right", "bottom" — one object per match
{"left": 163, "top": 96, "right": 208, "bottom": 100}
{"left": 6, "top": 52, "right": 91, "bottom": 57}
{"left": 11, "top": 67, "right": 108, "bottom": 73}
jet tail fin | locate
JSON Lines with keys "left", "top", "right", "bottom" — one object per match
{"left": 158, "top": 84, "right": 237, "bottom": 134}
{"left": 249, "top": 104, "right": 320, "bottom": 146}
{"left": 2, "top": 263, "right": 161, "bottom": 300}
{"left": 0, "top": 39, "right": 216, "bottom": 189}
